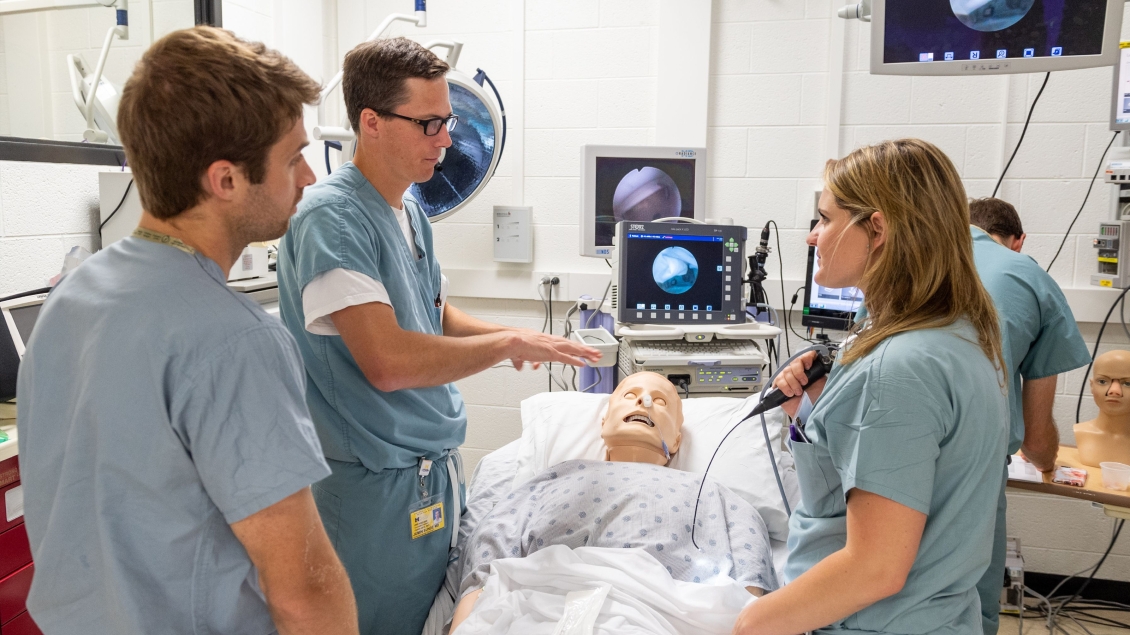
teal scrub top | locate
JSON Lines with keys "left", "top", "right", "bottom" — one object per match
{"left": 971, "top": 227, "right": 1090, "bottom": 454}
{"left": 18, "top": 236, "right": 329, "bottom": 634}
{"left": 784, "top": 321, "right": 1008, "bottom": 634}
{"left": 277, "top": 162, "right": 467, "bottom": 472}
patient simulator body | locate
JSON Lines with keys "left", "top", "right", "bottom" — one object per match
{"left": 450, "top": 373, "right": 778, "bottom": 632}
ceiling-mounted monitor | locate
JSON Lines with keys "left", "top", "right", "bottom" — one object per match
{"left": 871, "top": 0, "right": 1124, "bottom": 75}
{"left": 580, "top": 145, "right": 706, "bottom": 258}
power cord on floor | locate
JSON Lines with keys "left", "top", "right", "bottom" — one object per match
{"left": 1008, "top": 519, "right": 1127, "bottom": 634}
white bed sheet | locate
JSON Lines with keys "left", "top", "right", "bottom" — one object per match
{"left": 454, "top": 545, "right": 758, "bottom": 635}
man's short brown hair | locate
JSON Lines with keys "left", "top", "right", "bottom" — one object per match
{"left": 969, "top": 197, "right": 1024, "bottom": 239}
{"left": 342, "top": 37, "right": 449, "bottom": 133}
{"left": 117, "top": 27, "right": 320, "bottom": 220}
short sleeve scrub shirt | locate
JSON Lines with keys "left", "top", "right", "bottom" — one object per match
{"left": 784, "top": 321, "right": 1008, "bottom": 634}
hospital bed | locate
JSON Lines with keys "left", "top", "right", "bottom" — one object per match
{"left": 423, "top": 391, "right": 799, "bottom": 635}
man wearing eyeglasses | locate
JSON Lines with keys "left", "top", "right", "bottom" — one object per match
{"left": 276, "top": 37, "right": 600, "bottom": 635}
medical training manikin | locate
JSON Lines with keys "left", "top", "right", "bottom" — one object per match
{"left": 448, "top": 373, "right": 778, "bottom": 633}
{"left": 1075, "top": 350, "right": 1130, "bottom": 467}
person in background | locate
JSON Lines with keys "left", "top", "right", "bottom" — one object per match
{"left": 276, "top": 37, "right": 600, "bottom": 635}
{"left": 17, "top": 27, "right": 357, "bottom": 635}
{"left": 969, "top": 196, "right": 1025, "bottom": 252}
{"left": 733, "top": 139, "right": 1008, "bottom": 635}
{"left": 968, "top": 196, "right": 1091, "bottom": 635}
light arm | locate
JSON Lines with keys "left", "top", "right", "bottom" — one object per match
{"left": 231, "top": 488, "right": 358, "bottom": 635}
{"left": 1020, "top": 375, "right": 1060, "bottom": 472}
{"left": 731, "top": 489, "right": 926, "bottom": 635}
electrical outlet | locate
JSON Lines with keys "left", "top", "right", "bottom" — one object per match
{"left": 533, "top": 272, "right": 567, "bottom": 301}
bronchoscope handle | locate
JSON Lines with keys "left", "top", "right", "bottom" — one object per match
{"left": 749, "top": 346, "right": 833, "bottom": 416}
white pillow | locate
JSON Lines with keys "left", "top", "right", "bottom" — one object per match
{"left": 513, "top": 392, "right": 799, "bottom": 541}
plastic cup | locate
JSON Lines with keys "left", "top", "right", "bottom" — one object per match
{"left": 1100, "top": 462, "right": 1130, "bottom": 491}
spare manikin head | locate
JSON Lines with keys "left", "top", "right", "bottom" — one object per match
{"left": 601, "top": 372, "right": 684, "bottom": 465}
{"left": 1076, "top": 349, "right": 1130, "bottom": 467}
{"left": 1091, "top": 349, "right": 1130, "bottom": 419}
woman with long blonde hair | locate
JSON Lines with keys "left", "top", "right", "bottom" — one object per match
{"left": 733, "top": 139, "right": 1008, "bottom": 635}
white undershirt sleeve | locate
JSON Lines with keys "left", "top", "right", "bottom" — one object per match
{"left": 302, "top": 268, "right": 391, "bottom": 336}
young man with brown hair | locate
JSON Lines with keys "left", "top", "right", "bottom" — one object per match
{"left": 970, "top": 196, "right": 1026, "bottom": 252}
{"left": 967, "top": 196, "right": 1090, "bottom": 634}
{"left": 276, "top": 37, "right": 600, "bottom": 634}
{"left": 17, "top": 27, "right": 357, "bottom": 635}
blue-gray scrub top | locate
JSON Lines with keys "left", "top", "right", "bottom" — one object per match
{"left": 784, "top": 321, "right": 1008, "bottom": 634}
{"left": 277, "top": 162, "right": 466, "bottom": 472}
{"left": 971, "top": 227, "right": 1090, "bottom": 454}
{"left": 16, "top": 235, "right": 330, "bottom": 635}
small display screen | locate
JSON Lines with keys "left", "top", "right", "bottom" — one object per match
{"left": 594, "top": 157, "right": 696, "bottom": 248}
{"left": 1116, "top": 46, "right": 1130, "bottom": 126}
{"left": 9, "top": 303, "right": 42, "bottom": 346}
{"left": 622, "top": 232, "right": 725, "bottom": 314}
{"left": 883, "top": 0, "right": 1108, "bottom": 64}
{"left": 807, "top": 246, "right": 863, "bottom": 315}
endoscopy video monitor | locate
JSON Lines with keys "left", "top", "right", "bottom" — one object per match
{"left": 872, "top": 0, "right": 1123, "bottom": 75}
{"left": 580, "top": 145, "right": 707, "bottom": 258}
{"left": 616, "top": 221, "right": 746, "bottom": 326}
{"left": 802, "top": 223, "right": 863, "bottom": 331}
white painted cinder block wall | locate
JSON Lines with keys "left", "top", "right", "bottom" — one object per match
{"left": 2, "top": 0, "right": 1128, "bottom": 580}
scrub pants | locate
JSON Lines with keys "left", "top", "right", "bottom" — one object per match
{"left": 976, "top": 463, "right": 1009, "bottom": 635}
{"left": 313, "top": 456, "right": 465, "bottom": 635}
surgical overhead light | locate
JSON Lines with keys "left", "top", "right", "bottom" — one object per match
{"left": 67, "top": 0, "right": 129, "bottom": 144}
{"left": 315, "top": 7, "right": 506, "bottom": 224}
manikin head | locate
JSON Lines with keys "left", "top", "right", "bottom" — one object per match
{"left": 1091, "top": 350, "right": 1130, "bottom": 420}
{"left": 601, "top": 372, "right": 684, "bottom": 466}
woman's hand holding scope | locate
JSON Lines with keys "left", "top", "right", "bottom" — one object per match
{"left": 771, "top": 350, "right": 828, "bottom": 419}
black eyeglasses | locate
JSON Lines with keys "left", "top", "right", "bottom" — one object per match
{"left": 374, "top": 110, "right": 459, "bottom": 136}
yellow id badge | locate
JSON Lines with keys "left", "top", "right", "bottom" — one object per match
{"left": 410, "top": 495, "right": 445, "bottom": 540}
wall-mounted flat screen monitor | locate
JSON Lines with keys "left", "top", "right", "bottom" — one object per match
{"left": 580, "top": 145, "right": 706, "bottom": 258}
{"left": 872, "top": 0, "right": 1124, "bottom": 75}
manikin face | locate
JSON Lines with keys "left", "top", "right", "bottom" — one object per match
{"left": 370, "top": 76, "right": 453, "bottom": 184}
{"left": 809, "top": 189, "right": 875, "bottom": 290}
{"left": 601, "top": 372, "right": 684, "bottom": 464}
{"left": 1091, "top": 350, "right": 1130, "bottom": 419}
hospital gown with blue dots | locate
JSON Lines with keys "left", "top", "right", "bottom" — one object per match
{"left": 459, "top": 460, "right": 777, "bottom": 596}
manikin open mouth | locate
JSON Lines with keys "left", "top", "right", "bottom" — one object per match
{"left": 625, "top": 414, "right": 655, "bottom": 427}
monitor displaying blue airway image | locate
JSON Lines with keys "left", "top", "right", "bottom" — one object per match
{"left": 883, "top": 0, "right": 1107, "bottom": 64}
{"left": 622, "top": 232, "right": 724, "bottom": 315}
